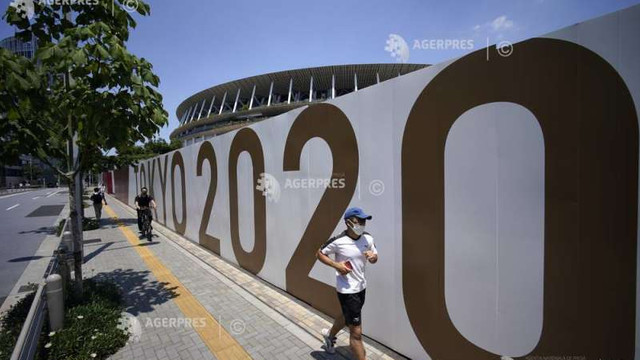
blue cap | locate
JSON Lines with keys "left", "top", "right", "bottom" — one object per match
{"left": 343, "top": 207, "right": 372, "bottom": 220}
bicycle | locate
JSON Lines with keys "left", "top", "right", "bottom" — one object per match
{"left": 139, "top": 207, "right": 153, "bottom": 241}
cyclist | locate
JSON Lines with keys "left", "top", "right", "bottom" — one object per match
{"left": 134, "top": 187, "right": 157, "bottom": 233}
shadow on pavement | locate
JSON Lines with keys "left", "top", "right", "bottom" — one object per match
{"left": 83, "top": 242, "right": 113, "bottom": 264}
{"left": 8, "top": 255, "right": 45, "bottom": 262}
{"left": 92, "top": 268, "right": 178, "bottom": 316}
{"left": 310, "top": 350, "right": 342, "bottom": 359}
{"left": 18, "top": 226, "right": 54, "bottom": 235}
{"left": 99, "top": 217, "right": 139, "bottom": 228}
{"left": 82, "top": 242, "right": 160, "bottom": 262}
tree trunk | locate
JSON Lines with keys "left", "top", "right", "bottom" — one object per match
{"left": 77, "top": 171, "right": 84, "bottom": 226}
{"left": 68, "top": 170, "right": 83, "bottom": 296}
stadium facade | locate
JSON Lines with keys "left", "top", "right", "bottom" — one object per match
{"left": 170, "top": 64, "right": 427, "bottom": 146}
{"left": 0, "top": 35, "right": 37, "bottom": 59}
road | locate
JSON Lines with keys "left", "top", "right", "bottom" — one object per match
{"left": 0, "top": 187, "right": 67, "bottom": 304}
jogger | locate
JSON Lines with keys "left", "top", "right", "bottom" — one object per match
{"left": 316, "top": 207, "right": 378, "bottom": 360}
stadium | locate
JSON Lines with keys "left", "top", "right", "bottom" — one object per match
{"left": 170, "top": 63, "right": 428, "bottom": 146}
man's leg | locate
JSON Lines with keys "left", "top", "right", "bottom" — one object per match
{"left": 93, "top": 204, "right": 101, "bottom": 221}
{"left": 329, "top": 314, "right": 345, "bottom": 338}
{"left": 137, "top": 209, "right": 142, "bottom": 231}
{"left": 322, "top": 314, "right": 343, "bottom": 354}
{"left": 348, "top": 324, "right": 366, "bottom": 360}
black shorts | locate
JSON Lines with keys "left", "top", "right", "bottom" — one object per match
{"left": 337, "top": 289, "right": 366, "bottom": 326}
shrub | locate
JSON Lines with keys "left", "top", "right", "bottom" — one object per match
{"left": 0, "top": 292, "right": 36, "bottom": 360}
{"left": 82, "top": 217, "right": 99, "bottom": 231}
{"left": 55, "top": 219, "right": 66, "bottom": 236}
{"left": 42, "top": 278, "right": 128, "bottom": 360}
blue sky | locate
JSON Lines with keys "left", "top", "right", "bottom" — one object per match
{"left": 2, "top": 0, "right": 639, "bottom": 140}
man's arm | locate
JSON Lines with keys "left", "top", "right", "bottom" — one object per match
{"left": 316, "top": 250, "right": 351, "bottom": 275}
{"left": 150, "top": 199, "right": 157, "bottom": 209}
{"left": 364, "top": 237, "right": 378, "bottom": 264}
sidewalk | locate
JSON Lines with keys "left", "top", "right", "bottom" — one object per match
{"left": 81, "top": 196, "right": 405, "bottom": 360}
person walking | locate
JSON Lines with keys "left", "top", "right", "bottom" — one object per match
{"left": 90, "top": 187, "right": 107, "bottom": 224}
{"left": 316, "top": 207, "right": 378, "bottom": 360}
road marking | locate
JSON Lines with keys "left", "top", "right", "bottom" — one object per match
{"left": 0, "top": 190, "right": 35, "bottom": 200}
{"left": 32, "top": 196, "right": 41, "bottom": 200}
{"left": 46, "top": 190, "right": 61, "bottom": 198}
{"left": 6, "top": 204, "right": 20, "bottom": 211}
{"left": 104, "top": 205, "right": 251, "bottom": 360}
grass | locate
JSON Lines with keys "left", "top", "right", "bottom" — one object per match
{"left": 0, "top": 279, "right": 130, "bottom": 360}
{"left": 42, "top": 278, "right": 129, "bottom": 360}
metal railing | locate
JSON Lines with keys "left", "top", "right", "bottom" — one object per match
{"left": 9, "top": 218, "right": 67, "bottom": 360}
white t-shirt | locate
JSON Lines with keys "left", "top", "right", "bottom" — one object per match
{"left": 320, "top": 231, "right": 378, "bottom": 294}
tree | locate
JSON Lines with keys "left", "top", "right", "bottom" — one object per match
{"left": 1, "top": 0, "right": 168, "bottom": 294}
{"left": 143, "top": 138, "right": 181, "bottom": 155}
{"left": 83, "top": 138, "right": 181, "bottom": 175}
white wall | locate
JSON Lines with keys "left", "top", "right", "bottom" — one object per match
{"left": 120, "top": 5, "right": 640, "bottom": 359}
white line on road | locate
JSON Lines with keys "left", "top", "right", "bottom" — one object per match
{"left": 32, "top": 196, "right": 41, "bottom": 199}
{"left": 0, "top": 190, "right": 35, "bottom": 200}
{"left": 6, "top": 204, "right": 20, "bottom": 211}
{"left": 46, "top": 190, "right": 62, "bottom": 198}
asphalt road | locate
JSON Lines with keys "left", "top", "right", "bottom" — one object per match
{"left": 0, "top": 187, "right": 67, "bottom": 303}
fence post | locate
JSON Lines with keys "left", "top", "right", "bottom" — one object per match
{"left": 56, "top": 249, "right": 70, "bottom": 297}
{"left": 45, "top": 274, "right": 64, "bottom": 331}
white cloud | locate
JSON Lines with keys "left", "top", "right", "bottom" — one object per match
{"left": 491, "top": 15, "right": 514, "bottom": 31}
{"left": 473, "top": 15, "right": 516, "bottom": 34}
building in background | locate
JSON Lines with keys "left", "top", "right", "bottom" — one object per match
{"left": 0, "top": 35, "right": 55, "bottom": 188}
{"left": 0, "top": 34, "right": 37, "bottom": 58}
{"left": 171, "top": 64, "right": 427, "bottom": 146}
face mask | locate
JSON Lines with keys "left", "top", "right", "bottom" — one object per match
{"left": 348, "top": 221, "right": 365, "bottom": 236}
